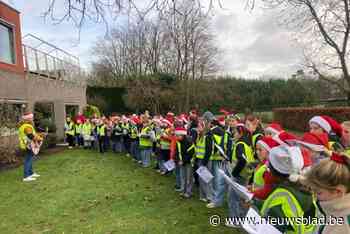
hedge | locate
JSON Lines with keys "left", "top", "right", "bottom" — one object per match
{"left": 273, "top": 107, "right": 350, "bottom": 132}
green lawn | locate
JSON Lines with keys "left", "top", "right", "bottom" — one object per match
{"left": 0, "top": 149, "right": 242, "bottom": 234}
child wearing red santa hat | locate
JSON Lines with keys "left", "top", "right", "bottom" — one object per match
{"left": 309, "top": 115, "right": 343, "bottom": 149}
{"left": 249, "top": 136, "right": 280, "bottom": 200}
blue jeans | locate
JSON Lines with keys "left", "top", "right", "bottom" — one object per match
{"left": 180, "top": 164, "right": 193, "bottom": 195}
{"left": 207, "top": 160, "right": 222, "bottom": 203}
{"left": 228, "top": 177, "right": 247, "bottom": 218}
{"left": 130, "top": 140, "right": 139, "bottom": 160}
{"left": 212, "top": 161, "right": 231, "bottom": 206}
{"left": 24, "top": 150, "right": 34, "bottom": 178}
{"left": 197, "top": 159, "right": 213, "bottom": 201}
{"left": 112, "top": 140, "right": 123, "bottom": 153}
{"left": 140, "top": 148, "right": 152, "bottom": 167}
{"left": 175, "top": 164, "right": 183, "bottom": 190}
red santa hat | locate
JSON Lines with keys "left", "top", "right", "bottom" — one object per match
{"left": 273, "top": 131, "right": 298, "bottom": 146}
{"left": 177, "top": 113, "right": 189, "bottom": 124}
{"left": 218, "top": 116, "right": 226, "bottom": 126}
{"left": 265, "top": 123, "right": 284, "bottom": 136}
{"left": 219, "top": 108, "right": 230, "bottom": 116}
{"left": 295, "top": 132, "right": 329, "bottom": 152}
{"left": 269, "top": 145, "right": 305, "bottom": 182}
{"left": 22, "top": 112, "right": 34, "bottom": 121}
{"left": 166, "top": 112, "right": 175, "bottom": 117}
{"left": 189, "top": 109, "right": 198, "bottom": 116}
{"left": 130, "top": 116, "right": 140, "bottom": 125}
{"left": 175, "top": 127, "right": 187, "bottom": 136}
{"left": 161, "top": 118, "right": 172, "bottom": 127}
{"left": 309, "top": 115, "right": 343, "bottom": 137}
{"left": 256, "top": 136, "right": 280, "bottom": 152}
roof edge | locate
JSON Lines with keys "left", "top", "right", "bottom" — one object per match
{"left": 0, "top": 1, "right": 20, "bottom": 14}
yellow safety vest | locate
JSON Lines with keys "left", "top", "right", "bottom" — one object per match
{"left": 232, "top": 141, "right": 255, "bottom": 178}
{"left": 75, "top": 124, "right": 82, "bottom": 134}
{"left": 130, "top": 126, "right": 138, "bottom": 139}
{"left": 18, "top": 123, "right": 36, "bottom": 150}
{"left": 260, "top": 187, "right": 317, "bottom": 234}
{"left": 195, "top": 136, "right": 206, "bottom": 159}
{"left": 253, "top": 164, "right": 267, "bottom": 190}
{"left": 177, "top": 141, "right": 195, "bottom": 161}
{"left": 160, "top": 137, "right": 171, "bottom": 150}
{"left": 222, "top": 131, "right": 230, "bottom": 153}
{"left": 65, "top": 122, "right": 75, "bottom": 136}
{"left": 97, "top": 125, "right": 106, "bottom": 136}
{"left": 82, "top": 123, "right": 92, "bottom": 136}
{"left": 139, "top": 126, "right": 153, "bottom": 147}
{"left": 210, "top": 134, "right": 223, "bottom": 160}
{"left": 232, "top": 141, "right": 254, "bottom": 163}
{"left": 252, "top": 133, "right": 263, "bottom": 148}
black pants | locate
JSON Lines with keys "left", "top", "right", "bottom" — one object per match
{"left": 123, "top": 136, "right": 130, "bottom": 153}
{"left": 98, "top": 136, "right": 106, "bottom": 153}
{"left": 66, "top": 134, "right": 75, "bottom": 147}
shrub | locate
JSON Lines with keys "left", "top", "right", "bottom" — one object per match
{"left": 39, "top": 118, "right": 57, "bottom": 133}
{"left": 255, "top": 111, "right": 274, "bottom": 123}
{"left": 83, "top": 105, "right": 101, "bottom": 118}
{"left": 273, "top": 107, "right": 350, "bottom": 132}
{"left": 0, "top": 135, "right": 19, "bottom": 164}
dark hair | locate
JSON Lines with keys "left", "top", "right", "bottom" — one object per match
{"left": 236, "top": 125, "right": 252, "bottom": 146}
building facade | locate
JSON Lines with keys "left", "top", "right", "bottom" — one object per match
{"left": 0, "top": 1, "right": 87, "bottom": 139}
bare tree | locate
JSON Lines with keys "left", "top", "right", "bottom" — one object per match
{"left": 247, "top": 0, "right": 350, "bottom": 103}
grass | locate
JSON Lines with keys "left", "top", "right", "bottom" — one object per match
{"left": 0, "top": 149, "right": 241, "bottom": 234}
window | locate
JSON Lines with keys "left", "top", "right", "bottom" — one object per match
{"left": 0, "top": 22, "right": 15, "bottom": 64}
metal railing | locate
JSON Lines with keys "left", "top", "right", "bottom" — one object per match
{"left": 22, "top": 34, "right": 84, "bottom": 84}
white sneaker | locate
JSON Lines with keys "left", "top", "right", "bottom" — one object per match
{"left": 31, "top": 173, "right": 40, "bottom": 178}
{"left": 206, "top": 202, "right": 219, "bottom": 208}
{"left": 199, "top": 198, "right": 208, "bottom": 203}
{"left": 23, "top": 177, "right": 36, "bottom": 182}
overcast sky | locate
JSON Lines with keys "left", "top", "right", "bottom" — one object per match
{"left": 3, "top": 0, "right": 303, "bottom": 78}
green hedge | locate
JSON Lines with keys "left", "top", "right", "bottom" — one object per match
{"left": 273, "top": 107, "right": 350, "bottom": 132}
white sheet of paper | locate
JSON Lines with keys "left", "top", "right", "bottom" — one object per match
{"left": 218, "top": 169, "right": 254, "bottom": 201}
{"left": 242, "top": 208, "right": 282, "bottom": 234}
{"left": 163, "top": 160, "right": 175, "bottom": 171}
{"left": 196, "top": 166, "right": 214, "bottom": 184}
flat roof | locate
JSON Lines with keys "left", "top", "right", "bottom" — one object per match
{"left": 0, "top": 0, "right": 20, "bottom": 14}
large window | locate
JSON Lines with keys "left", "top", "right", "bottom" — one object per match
{"left": 0, "top": 22, "right": 15, "bottom": 64}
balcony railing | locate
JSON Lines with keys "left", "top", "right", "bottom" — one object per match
{"left": 22, "top": 34, "right": 83, "bottom": 84}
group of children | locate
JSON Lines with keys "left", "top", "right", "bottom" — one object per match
{"left": 65, "top": 110, "right": 350, "bottom": 233}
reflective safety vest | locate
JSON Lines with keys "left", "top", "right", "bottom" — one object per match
{"left": 232, "top": 141, "right": 255, "bottom": 178}
{"left": 260, "top": 187, "right": 318, "bottom": 234}
{"left": 65, "top": 122, "right": 75, "bottom": 136}
{"left": 75, "top": 124, "right": 82, "bottom": 135}
{"left": 195, "top": 136, "right": 206, "bottom": 159}
{"left": 210, "top": 134, "right": 223, "bottom": 160}
{"left": 122, "top": 123, "right": 130, "bottom": 134}
{"left": 160, "top": 136, "right": 171, "bottom": 150}
{"left": 139, "top": 126, "right": 153, "bottom": 147}
{"left": 252, "top": 133, "right": 263, "bottom": 148}
{"left": 82, "top": 123, "right": 92, "bottom": 136}
{"left": 155, "top": 130, "right": 162, "bottom": 147}
{"left": 232, "top": 141, "right": 254, "bottom": 163}
{"left": 253, "top": 164, "right": 267, "bottom": 190}
{"left": 97, "top": 125, "right": 106, "bottom": 136}
{"left": 222, "top": 131, "right": 230, "bottom": 153}
{"left": 177, "top": 141, "right": 195, "bottom": 161}
{"left": 129, "top": 126, "right": 138, "bottom": 139}
{"left": 18, "top": 123, "right": 36, "bottom": 150}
